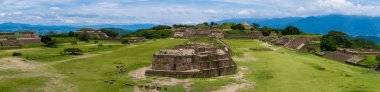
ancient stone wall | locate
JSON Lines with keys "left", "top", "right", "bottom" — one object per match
{"left": 146, "top": 41, "right": 237, "bottom": 78}
{"left": 171, "top": 27, "right": 224, "bottom": 39}
{"left": 323, "top": 52, "right": 356, "bottom": 62}
{"left": 17, "top": 38, "right": 41, "bottom": 44}
{"left": 224, "top": 34, "right": 255, "bottom": 39}
{"left": 337, "top": 48, "right": 380, "bottom": 55}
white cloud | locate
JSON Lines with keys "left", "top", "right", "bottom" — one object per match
{"left": 237, "top": 10, "right": 255, "bottom": 15}
{"left": 49, "top": 7, "right": 61, "bottom": 10}
{"left": 204, "top": 9, "right": 218, "bottom": 14}
{"left": 1, "top": 0, "right": 380, "bottom": 25}
{"left": 0, "top": 13, "right": 6, "bottom": 17}
{"left": 12, "top": 11, "right": 23, "bottom": 15}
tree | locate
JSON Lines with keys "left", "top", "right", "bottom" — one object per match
{"left": 99, "top": 29, "right": 119, "bottom": 38}
{"left": 320, "top": 30, "right": 352, "bottom": 51}
{"left": 124, "top": 29, "right": 171, "bottom": 39}
{"left": 350, "top": 38, "right": 379, "bottom": 50}
{"left": 41, "top": 35, "right": 57, "bottom": 47}
{"left": 377, "top": 54, "right": 380, "bottom": 62}
{"left": 79, "top": 31, "right": 90, "bottom": 41}
{"left": 172, "top": 24, "right": 194, "bottom": 28}
{"left": 63, "top": 48, "right": 83, "bottom": 55}
{"left": 252, "top": 23, "right": 260, "bottom": 29}
{"left": 68, "top": 31, "right": 76, "bottom": 37}
{"left": 151, "top": 25, "right": 172, "bottom": 30}
{"left": 202, "top": 22, "right": 209, "bottom": 26}
{"left": 282, "top": 26, "right": 302, "bottom": 35}
{"left": 259, "top": 26, "right": 272, "bottom": 36}
{"left": 210, "top": 22, "right": 218, "bottom": 26}
{"left": 231, "top": 24, "right": 245, "bottom": 30}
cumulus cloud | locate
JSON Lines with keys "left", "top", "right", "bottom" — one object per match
{"left": 1, "top": 0, "right": 380, "bottom": 25}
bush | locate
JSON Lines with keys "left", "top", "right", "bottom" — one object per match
{"left": 231, "top": 24, "right": 245, "bottom": 30}
{"left": 12, "top": 52, "right": 22, "bottom": 56}
{"left": 41, "top": 35, "right": 57, "bottom": 47}
{"left": 94, "top": 40, "right": 99, "bottom": 44}
{"left": 121, "top": 40, "right": 129, "bottom": 44}
{"left": 320, "top": 30, "right": 351, "bottom": 51}
{"left": 98, "top": 44, "right": 103, "bottom": 47}
{"left": 282, "top": 26, "right": 302, "bottom": 35}
{"left": 63, "top": 48, "right": 83, "bottom": 55}
{"left": 124, "top": 29, "right": 171, "bottom": 39}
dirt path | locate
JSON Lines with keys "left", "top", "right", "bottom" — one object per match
{"left": 261, "top": 43, "right": 280, "bottom": 51}
{"left": 128, "top": 67, "right": 149, "bottom": 79}
{"left": 0, "top": 57, "right": 77, "bottom": 91}
{"left": 128, "top": 66, "right": 193, "bottom": 92}
{"left": 211, "top": 67, "right": 254, "bottom": 92}
{"left": 233, "top": 53, "right": 257, "bottom": 62}
{"left": 0, "top": 58, "right": 37, "bottom": 71}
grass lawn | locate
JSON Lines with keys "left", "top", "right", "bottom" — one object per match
{"left": 223, "top": 39, "right": 380, "bottom": 92}
{"left": 0, "top": 40, "right": 123, "bottom": 61}
{"left": 2, "top": 38, "right": 380, "bottom": 92}
{"left": 360, "top": 55, "right": 379, "bottom": 66}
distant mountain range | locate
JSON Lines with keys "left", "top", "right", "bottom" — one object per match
{"left": 0, "top": 14, "right": 380, "bottom": 43}
{"left": 218, "top": 14, "right": 380, "bottom": 36}
{"left": 0, "top": 22, "right": 155, "bottom": 34}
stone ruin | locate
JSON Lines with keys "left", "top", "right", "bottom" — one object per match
{"left": 126, "top": 37, "right": 146, "bottom": 43}
{"left": 171, "top": 27, "right": 224, "bottom": 39}
{"left": 145, "top": 41, "right": 237, "bottom": 78}
{"left": 223, "top": 31, "right": 263, "bottom": 39}
{"left": 259, "top": 36, "right": 312, "bottom": 52}
{"left": 284, "top": 37, "right": 311, "bottom": 51}
{"left": 322, "top": 51, "right": 364, "bottom": 64}
{"left": 76, "top": 30, "right": 109, "bottom": 39}
{"left": 337, "top": 48, "right": 380, "bottom": 56}
{"left": 0, "top": 31, "right": 41, "bottom": 47}
{"left": 240, "top": 22, "right": 253, "bottom": 30}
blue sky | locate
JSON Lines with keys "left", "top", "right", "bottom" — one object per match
{"left": 1, "top": 0, "right": 380, "bottom": 25}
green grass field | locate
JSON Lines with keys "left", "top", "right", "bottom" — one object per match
{"left": 1, "top": 39, "right": 380, "bottom": 92}
{"left": 223, "top": 39, "right": 380, "bottom": 92}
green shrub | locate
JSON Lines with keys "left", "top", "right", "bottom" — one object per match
{"left": 63, "top": 48, "right": 83, "bottom": 55}
{"left": 94, "top": 40, "right": 99, "bottom": 44}
{"left": 12, "top": 52, "right": 22, "bottom": 56}
{"left": 121, "top": 40, "right": 129, "bottom": 44}
{"left": 98, "top": 44, "right": 103, "bottom": 47}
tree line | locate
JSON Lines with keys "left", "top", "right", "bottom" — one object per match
{"left": 39, "top": 22, "right": 379, "bottom": 51}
